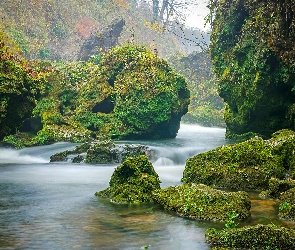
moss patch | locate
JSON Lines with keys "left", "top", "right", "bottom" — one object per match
{"left": 153, "top": 183, "right": 251, "bottom": 221}
{"left": 95, "top": 155, "right": 161, "bottom": 204}
{"left": 206, "top": 224, "right": 295, "bottom": 250}
{"left": 259, "top": 178, "right": 295, "bottom": 199}
{"left": 278, "top": 187, "right": 295, "bottom": 221}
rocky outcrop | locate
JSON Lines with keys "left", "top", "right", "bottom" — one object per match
{"left": 95, "top": 155, "right": 161, "bottom": 203}
{"left": 78, "top": 19, "right": 125, "bottom": 61}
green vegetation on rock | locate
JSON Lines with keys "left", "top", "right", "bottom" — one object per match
{"left": 153, "top": 183, "right": 251, "bottom": 221}
{"left": 206, "top": 224, "right": 295, "bottom": 250}
{"left": 209, "top": 0, "right": 295, "bottom": 138}
{"left": 278, "top": 188, "right": 295, "bottom": 221}
{"left": 259, "top": 178, "right": 295, "bottom": 199}
{"left": 95, "top": 155, "right": 161, "bottom": 204}
{"left": 3, "top": 43, "right": 189, "bottom": 146}
{"left": 183, "top": 129, "right": 295, "bottom": 190}
{"left": 0, "top": 29, "right": 42, "bottom": 141}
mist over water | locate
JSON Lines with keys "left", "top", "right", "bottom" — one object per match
{"left": 0, "top": 148, "right": 48, "bottom": 164}
{"left": 1, "top": 124, "right": 286, "bottom": 249}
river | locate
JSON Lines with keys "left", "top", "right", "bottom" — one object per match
{"left": 0, "top": 124, "right": 291, "bottom": 249}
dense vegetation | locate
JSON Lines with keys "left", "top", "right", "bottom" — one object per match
{"left": 209, "top": 0, "right": 295, "bottom": 138}
{"left": 0, "top": 29, "right": 43, "bottom": 141}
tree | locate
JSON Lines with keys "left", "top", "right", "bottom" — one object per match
{"left": 143, "top": 0, "right": 197, "bottom": 25}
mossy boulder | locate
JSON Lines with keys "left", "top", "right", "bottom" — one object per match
{"left": 95, "top": 155, "right": 161, "bottom": 203}
{"left": 278, "top": 187, "right": 295, "bottom": 221}
{"left": 153, "top": 183, "right": 251, "bottom": 221}
{"left": 206, "top": 224, "right": 295, "bottom": 250}
{"left": 183, "top": 136, "right": 285, "bottom": 190}
{"left": 12, "top": 44, "right": 189, "bottom": 147}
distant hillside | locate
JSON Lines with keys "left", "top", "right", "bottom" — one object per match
{"left": 0, "top": 0, "right": 209, "bottom": 60}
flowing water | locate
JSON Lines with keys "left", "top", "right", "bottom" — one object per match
{"left": 0, "top": 124, "right": 293, "bottom": 250}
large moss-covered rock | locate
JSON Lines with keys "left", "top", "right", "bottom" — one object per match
{"left": 8, "top": 44, "right": 189, "bottom": 147}
{"left": 209, "top": 0, "right": 295, "bottom": 138}
{"left": 95, "top": 155, "right": 161, "bottom": 203}
{"left": 206, "top": 224, "right": 295, "bottom": 250}
{"left": 153, "top": 183, "right": 251, "bottom": 221}
{"left": 89, "top": 44, "right": 190, "bottom": 139}
{"left": 183, "top": 136, "right": 285, "bottom": 190}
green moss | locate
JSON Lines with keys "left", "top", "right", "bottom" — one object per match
{"left": 183, "top": 136, "right": 285, "bottom": 190}
{"left": 206, "top": 224, "right": 295, "bottom": 250}
{"left": 259, "top": 178, "right": 295, "bottom": 199}
{"left": 95, "top": 155, "right": 161, "bottom": 204}
{"left": 153, "top": 183, "right": 250, "bottom": 221}
{"left": 278, "top": 187, "right": 295, "bottom": 221}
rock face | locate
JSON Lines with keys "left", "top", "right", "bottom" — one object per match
{"left": 183, "top": 130, "right": 295, "bottom": 190}
{"left": 153, "top": 183, "right": 251, "bottom": 221}
{"left": 78, "top": 19, "right": 125, "bottom": 61}
{"left": 206, "top": 224, "right": 295, "bottom": 250}
{"left": 95, "top": 155, "right": 161, "bottom": 203}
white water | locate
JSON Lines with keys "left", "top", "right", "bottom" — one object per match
{"left": 0, "top": 124, "right": 227, "bottom": 250}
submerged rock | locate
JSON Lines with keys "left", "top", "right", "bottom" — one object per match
{"left": 95, "top": 155, "right": 161, "bottom": 203}
{"left": 50, "top": 140, "right": 150, "bottom": 164}
{"left": 183, "top": 130, "right": 295, "bottom": 190}
{"left": 206, "top": 224, "right": 295, "bottom": 250}
{"left": 153, "top": 183, "right": 251, "bottom": 221}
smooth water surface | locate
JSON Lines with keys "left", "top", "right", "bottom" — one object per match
{"left": 0, "top": 124, "right": 292, "bottom": 250}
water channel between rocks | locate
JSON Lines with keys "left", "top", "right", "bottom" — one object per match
{"left": 0, "top": 124, "right": 294, "bottom": 250}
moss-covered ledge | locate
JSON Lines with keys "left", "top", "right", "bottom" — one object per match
{"left": 153, "top": 183, "right": 251, "bottom": 221}
{"left": 95, "top": 155, "right": 161, "bottom": 204}
{"left": 206, "top": 224, "right": 295, "bottom": 250}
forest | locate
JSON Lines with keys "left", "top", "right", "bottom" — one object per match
{"left": 2, "top": 0, "right": 295, "bottom": 249}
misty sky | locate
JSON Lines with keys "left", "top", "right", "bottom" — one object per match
{"left": 185, "top": 1, "right": 210, "bottom": 30}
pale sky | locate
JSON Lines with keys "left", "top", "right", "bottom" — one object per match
{"left": 185, "top": 1, "right": 210, "bottom": 30}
